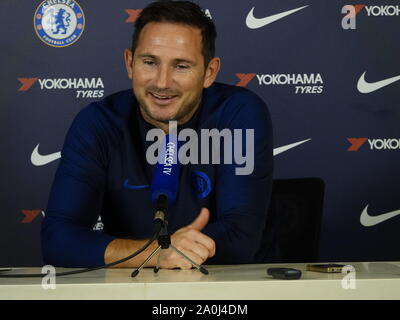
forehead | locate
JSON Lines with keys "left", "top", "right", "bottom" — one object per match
{"left": 136, "top": 22, "right": 203, "bottom": 58}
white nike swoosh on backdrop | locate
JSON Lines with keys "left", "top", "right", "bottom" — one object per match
{"left": 31, "top": 139, "right": 311, "bottom": 166}
{"left": 31, "top": 144, "right": 61, "bottom": 166}
{"left": 246, "top": 5, "right": 309, "bottom": 29}
{"left": 360, "top": 205, "right": 400, "bottom": 227}
{"left": 357, "top": 71, "right": 400, "bottom": 93}
{"left": 273, "top": 139, "right": 311, "bottom": 156}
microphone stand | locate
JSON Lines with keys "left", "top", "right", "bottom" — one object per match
{"left": 131, "top": 196, "right": 208, "bottom": 278}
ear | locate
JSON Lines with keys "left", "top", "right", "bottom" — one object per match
{"left": 203, "top": 57, "right": 221, "bottom": 88}
{"left": 124, "top": 48, "right": 134, "bottom": 80}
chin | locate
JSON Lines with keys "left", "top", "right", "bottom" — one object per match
{"left": 148, "top": 110, "right": 177, "bottom": 123}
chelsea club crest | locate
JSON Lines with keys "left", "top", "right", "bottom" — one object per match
{"left": 34, "top": 0, "right": 85, "bottom": 48}
{"left": 191, "top": 170, "right": 212, "bottom": 199}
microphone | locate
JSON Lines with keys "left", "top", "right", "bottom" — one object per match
{"left": 150, "top": 134, "right": 180, "bottom": 223}
{"left": 131, "top": 133, "right": 208, "bottom": 277}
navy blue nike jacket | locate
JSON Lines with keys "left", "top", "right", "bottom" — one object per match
{"left": 41, "top": 82, "right": 276, "bottom": 267}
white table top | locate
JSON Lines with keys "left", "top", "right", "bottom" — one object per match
{"left": 1, "top": 262, "right": 400, "bottom": 300}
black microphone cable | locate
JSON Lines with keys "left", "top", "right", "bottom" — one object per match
{"left": 0, "top": 222, "right": 163, "bottom": 278}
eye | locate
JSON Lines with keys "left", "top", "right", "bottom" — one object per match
{"left": 175, "top": 64, "right": 191, "bottom": 71}
{"left": 143, "top": 59, "right": 156, "bottom": 66}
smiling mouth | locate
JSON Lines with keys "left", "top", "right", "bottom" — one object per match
{"left": 148, "top": 92, "right": 179, "bottom": 105}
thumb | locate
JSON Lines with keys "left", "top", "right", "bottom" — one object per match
{"left": 189, "top": 207, "right": 210, "bottom": 231}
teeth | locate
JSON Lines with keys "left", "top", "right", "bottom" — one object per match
{"left": 152, "top": 93, "right": 173, "bottom": 99}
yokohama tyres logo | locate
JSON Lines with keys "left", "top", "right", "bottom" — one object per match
{"left": 364, "top": 5, "right": 400, "bottom": 16}
{"left": 17, "top": 77, "right": 105, "bottom": 98}
{"left": 342, "top": 5, "right": 400, "bottom": 30}
{"left": 125, "top": 9, "right": 142, "bottom": 22}
{"left": 235, "top": 73, "right": 324, "bottom": 94}
{"left": 18, "top": 78, "right": 39, "bottom": 91}
{"left": 235, "top": 73, "right": 256, "bottom": 87}
{"left": 347, "top": 138, "right": 400, "bottom": 151}
{"left": 21, "top": 210, "right": 44, "bottom": 223}
{"left": 343, "top": 5, "right": 400, "bottom": 17}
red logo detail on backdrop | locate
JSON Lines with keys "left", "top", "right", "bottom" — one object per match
{"left": 349, "top": 5, "right": 366, "bottom": 17}
{"left": 18, "top": 78, "right": 38, "bottom": 91}
{"left": 21, "top": 210, "right": 43, "bottom": 223}
{"left": 235, "top": 73, "right": 256, "bottom": 87}
{"left": 125, "top": 9, "right": 142, "bottom": 23}
{"left": 347, "top": 138, "right": 368, "bottom": 151}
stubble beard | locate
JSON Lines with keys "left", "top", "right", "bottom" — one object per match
{"left": 136, "top": 90, "right": 202, "bottom": 127}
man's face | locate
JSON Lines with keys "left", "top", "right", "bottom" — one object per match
{"left": 125, "top": 22, "right": 219, "bottom": 129}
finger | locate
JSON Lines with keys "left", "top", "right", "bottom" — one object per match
{"left": 171, "top": 237, "right": 209, "bottom": 263}
{"left": 158, "top": 248, "right": 192, "bottom": 270}
{"left": 174, "top": 248, "right": 204, "bottom": 269}
{"left": 159, "top": 247, "right": 204, "bottom": 270}
{"left": 189, "top": 230, "right": 216, "bottom": 257}
{"left": 175, "top": 228, "right": 216, "bottom": 258}
{"left": 186, "top": 242, "right": 211, "bottom": 262}
{"left": 178, "top": 260, "right": 193, "bottom": 270}
{"left": 180, "top": 249, "right": 204, "bottom": 267}
{"left": 188, "top": 207, "right": 210, "bottom": 231}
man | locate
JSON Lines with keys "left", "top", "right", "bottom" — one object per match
{"left": 41, "top": 0, "right": 276, "bottom": 269}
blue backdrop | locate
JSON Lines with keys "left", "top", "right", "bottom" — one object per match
{"left": 1, "top": 0, "right": 399, "bottom": 266}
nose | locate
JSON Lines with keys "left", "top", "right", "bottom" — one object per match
{"left": 155, "top": 64, "right": 172, "bottom": 89}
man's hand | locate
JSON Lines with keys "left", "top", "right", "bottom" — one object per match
{"left": 158, "top": 207, "right": 216, "bottom": 270}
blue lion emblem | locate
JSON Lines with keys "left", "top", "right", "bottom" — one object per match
{"left": 49, "top": 8, "right": 71, "bottom": 35}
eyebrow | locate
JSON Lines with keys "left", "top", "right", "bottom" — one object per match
{"left": 138, "top": 54, "right": 196, "bottom": 66}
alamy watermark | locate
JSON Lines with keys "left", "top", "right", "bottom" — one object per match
{"left": 342, "top": 5, "right": 357, "bottom": 30}
{"left": 341, "top": 265, "right": 356, "bottom": 290}
{"left": 145, "top": 121, "right": 255, "bottom": 176}
{"left": 41, "top": 265, "right": 56, "bottom": 290}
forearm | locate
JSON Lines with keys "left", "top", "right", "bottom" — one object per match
{"left": 104, "top": 238, "right": 159, "bottom": 268}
